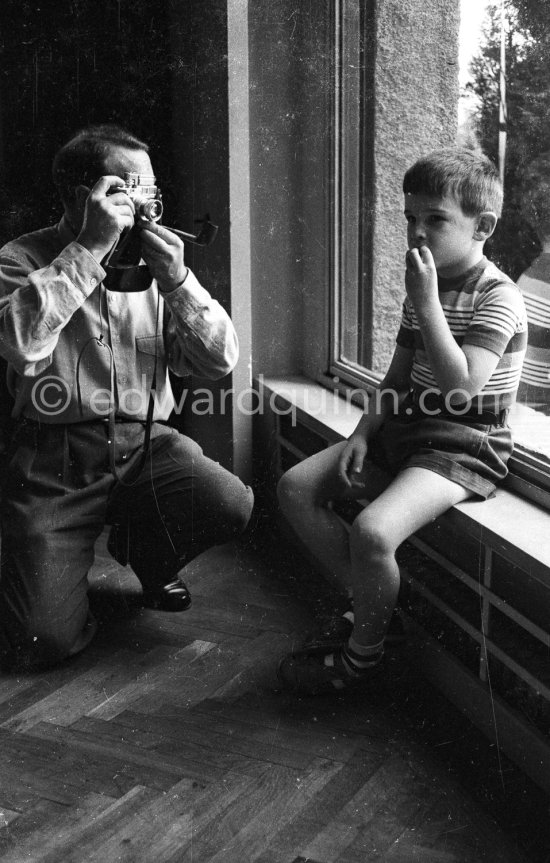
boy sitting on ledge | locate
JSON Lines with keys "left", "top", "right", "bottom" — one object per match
{"left": 277, "top": 148, "right": 527, "bottom": 695}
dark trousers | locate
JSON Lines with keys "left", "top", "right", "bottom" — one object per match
{"left": 0, "top": 419, "right": 253, "bottom": 669}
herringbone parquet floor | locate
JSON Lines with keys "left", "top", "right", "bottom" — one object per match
{"left": 0, "top": 528, "right": 545, "bottom": 862}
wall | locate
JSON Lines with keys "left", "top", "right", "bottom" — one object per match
{"left": 0, "top": 0, "right": 175, "bottom": 243}
{"left": 370, "top": 0, "right": 460, "bottom": 374}
{"left": 246, "top": 0, "right": 460, "bottom": 381}
{"left": 248, "top": 0, "right": 329, "bottom": 378}
{"left": 168, "top": 0, "right": 237, "bottom": 470}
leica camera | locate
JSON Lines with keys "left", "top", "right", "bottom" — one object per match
{"left": 103, "top": 173, "right": 163, "bottom": 274}
{"left": 120, "top": 172, "right": 163, "bottom": 224}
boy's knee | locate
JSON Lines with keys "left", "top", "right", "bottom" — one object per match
{"left": 277, "top": 466, "right": 306, "bottom": 514}
{"left": 350, "top": 512, "right": 396, "bottom": 558}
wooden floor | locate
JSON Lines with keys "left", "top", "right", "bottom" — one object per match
{"left": 0, "top": 527, "right": 545, "bottom": 862}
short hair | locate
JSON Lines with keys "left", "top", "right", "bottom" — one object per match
{"left": 403, "top": 148, "right": 503, "bottom": 218}
{"left": 52, "top": 124, "right": 149, "bottom": 202}
{"left": 520, "top": 151, "right": 550, "bottom": 239}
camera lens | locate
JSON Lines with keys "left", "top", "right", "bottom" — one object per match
{"left": 139, "top": 199, "right": 163, "bottom": 222}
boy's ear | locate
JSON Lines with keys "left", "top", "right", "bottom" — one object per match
{"left": 473, "top": 211, "right": 497, "bottom": 241}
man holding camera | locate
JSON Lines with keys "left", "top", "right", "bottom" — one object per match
{"left": 0, "top": 124, "right": 253, "bottom": 670}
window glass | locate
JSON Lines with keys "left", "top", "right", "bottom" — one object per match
{"left": 460, "top": 0, "right": 550, "bottom": 467}
{"left": 335, "top": 0, "right": 362, "bottom": 367}
{"left": 331, "top": 0, "right": 373, "bottom": 383}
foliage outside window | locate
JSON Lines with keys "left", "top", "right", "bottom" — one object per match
{"left": 461, "top": 0, "right": 550, "bottom": 491}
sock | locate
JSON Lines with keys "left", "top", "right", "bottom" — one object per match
{"left": 323, "top": 635, "right": 384, "bottom": 675}
{"left": 341, "top": 636, "right": 384, "bottom": 673}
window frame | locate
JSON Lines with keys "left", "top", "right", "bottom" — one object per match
{"left": 328, "top": 0, "right": 375, "bottom": 388}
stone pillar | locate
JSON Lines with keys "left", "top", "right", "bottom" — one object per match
{"left": 369, "top": 0, "right": 460, "bottom": 373}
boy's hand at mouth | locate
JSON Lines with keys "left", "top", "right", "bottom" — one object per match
{"left": 405, "top": 245, "right": 439, "bottom": 308}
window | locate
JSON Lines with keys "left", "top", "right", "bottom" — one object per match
{"left": 329, "top": 0, "right": 382, "bottom": 390}
{"left": 459, "top": 0, "right": 550, "bottom": 496}
{"left": 329, "top": 0, "right": 550, "bottom": 504}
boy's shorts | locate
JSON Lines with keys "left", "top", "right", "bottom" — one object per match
{"left": 368, "top": 394, "right": 513, "bottom": 499}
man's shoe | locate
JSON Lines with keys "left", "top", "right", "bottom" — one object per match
{"left": 142, "top": 579, "right": 192, "bottom": 612}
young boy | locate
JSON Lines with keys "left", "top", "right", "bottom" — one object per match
{"left": 277, "top": 147, "right": 527, "bottom": 695}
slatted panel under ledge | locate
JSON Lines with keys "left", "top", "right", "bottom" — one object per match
{"left": 280, "top": 446, "right": 303, "bottom": 474}
{"left": 402, "top": 589, "right": 482, "bottom": 674}
{"left": 486, "top": 607, "right": 550, "bottom": 738}
{"left": 277, "top": 414, "right": 329, "bottom": 474}
{"left": 278, "top": 413, "right": 329, "bottom": 458}
{"left": 400, "top": 538, "right": 550, "bottom": 735}
{"left": 491, "top": 553, "right": 550, "bottom": 635}
{"left": 397, "top": 544, "right": 482, "bottom": 676}
{"left": 414, "top": 518, "right": 483, "bottom": 579}
{"left": 487, "top": 654, "right": 550, "bottom": 739}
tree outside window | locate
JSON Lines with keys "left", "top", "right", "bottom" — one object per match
{"left": 463, "top": 0, "right": 550, "bottom": 465}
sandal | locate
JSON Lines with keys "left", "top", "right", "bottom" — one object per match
{"left": 142, "top": 578, "right": 192, "bottom": 612}
{"left": 302, "top": 615, "right": 354, "bottom": 652}
{"left": 277, "top": 646, "right": 384, "bottom": 696}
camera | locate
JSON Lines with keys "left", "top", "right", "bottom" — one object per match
{"left": 105, "top": 172, "right": 163, "bottom": 273}
{"left": 120, "top": 172, "right": 163, "bottom": 224}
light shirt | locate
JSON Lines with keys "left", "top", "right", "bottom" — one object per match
{"left": 0, "top": 218, "right": 238, "bottom": 423}
{"left": 397, "top": 257, "right": 527, "bottom": 413}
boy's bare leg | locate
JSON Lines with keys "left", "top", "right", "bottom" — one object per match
{"left": 278, "top": 463, "right": 473, "bottom": 693}
{"left": 348, "top": 466, "right": 472, "bottom": 648}
{"left": 277, "top": 441, "right": 392, "bottom": 594}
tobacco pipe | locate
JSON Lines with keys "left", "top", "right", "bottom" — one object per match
{"left": 165, "top": 213, "right": 218, "bottom": 247}
{"left": 103, "top": 212, "right": 219, "bottom": 289}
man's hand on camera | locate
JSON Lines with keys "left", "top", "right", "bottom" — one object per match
{"left": 139, "top": 222, "right": 188, "bottom": 293}
{"left": 76, "top": 176, "right": 135, "bottom": 263}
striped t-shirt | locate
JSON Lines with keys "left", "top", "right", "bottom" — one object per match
{"left": 396, "top": 257, "right": 527, "bottom": 413}
{"left": 517, "top": 252, "right": 550, "bottom": 396}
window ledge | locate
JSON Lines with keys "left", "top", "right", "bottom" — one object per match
{"left": 259, "top": 375, "right": 550, "bottom": 585}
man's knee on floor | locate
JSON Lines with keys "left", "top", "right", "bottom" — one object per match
{"left": 217, "top": 479, "right": 254, "bottom": 539}
{"left": 1, "top": 626, "right": 79, "bottom": 671}
{"left": 0, "top": 599, "right": 93, "bottom": 671}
